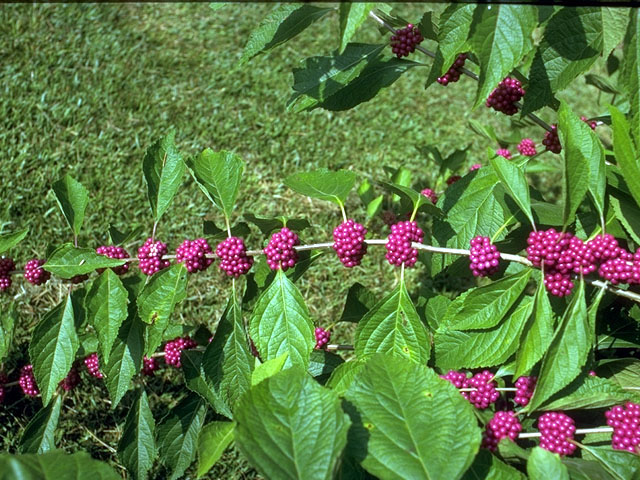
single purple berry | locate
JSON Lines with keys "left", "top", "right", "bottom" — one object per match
{"left": 581, "top": 115, "right": 598, "bottom": 130}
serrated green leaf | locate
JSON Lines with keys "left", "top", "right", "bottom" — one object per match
{"left": 325, "top": 360, "right": 366, "bottom": 397}
{"left": 339, "top": 4, "right": 376, "bottom": 53}
{"left": 610, "top": 191, "right": 640, "bottom": 244}
{"left": 601, "top": 8, "right": 630, "bottom": 57}
{"left": 117, "top": 390, "right": 157, "bottom": 480}
{"left": 284, "top": 168, "right": 356, "bottom": 206}
{"left": 598, "top": 358, "right": 640, "bottom": 389}
{"left": 418, "top": 11, "right": 438, "bottom": 41}
{"left": 249, "top": 270, "right": 314, "bottom": 369}
{"left": 182, "top": 350, "right": 232, "bottom": 419}
{"left": 345, "top": 354, "right": 481, "bottom": 480}
{"left": 469, "top": 5, "right": 537, "bottom": 109}
{"left": 528, "top": 447, "right": 569, "bottom": 480}
{"left": 44, "top": 243, "right": 125, "bottom": 278}
{"left": 542, "top": 375, "right": 639, "bottom": 411}
{"left": 610, "top": 106, "right": 640, "bottom": 209}
{"left": 18, "top": 396, "right": 63, "bottom": 454}
{"left": 243, "top": 213, "right": 310, "bottom": 236}
{"left": 240, "top": 4, "right": 333, "bottom": 64}
{"left": 137, "top": 264, "right": 187, "bottom": 356}
{"left": 308, "top": 349, "right": 344, "bottom": 383}
{"left": 0, "top": 304, "right": 17, "bottom": 363}
{"left": 86, "top": 270, "right": 128, "bottom": 366}
{"left": 380, "top": 181, "right": 441, "bottom": 217}
{"left": 580, "top": 444, "right": 640, "bottom": 480}
{"left": 186, "top": 149, "right": 243, "bottom": 219}
{"left": 490, "top": 155, "right": 535, "bottom": 228}
{"left": 157, "top": 393, "right": 207, "bottom": 480}
{"left": 108, "top": 225, "right": 144, "bottom": 247}
{"left": 562, "top": 457, "right": 620, "bottom": 480}
{"left": 435, "top": 295, "right": 533, "bottom": 370}
{"left": 462, "top": 449, "right": 526, "bottom": 480}
{"left": 104, "top": 316, "right": 145, "bottom": 408}
{"left": 196, "top": 421, "right": 235, "bottom": 478}
{"left": 354, "top": 281, "right": 430, "bottom": 363}
{"left": 235, "top": 369, "right": 350, "bottom": 480}
{"left": 0, "top": 451, "right": 121, "bottom": 480}
{"left": 0, "top": 228, "right": 28, "bottom": 255}
{"left": 29, "top": 295, "right": 78, "bottom": 405}
{"left": 444, "top": 270, "right": 532, "bottom": 331}
{"left": 424, "top": 295, "right": 452, "bottom": 331}
{"left": 142, "top": 130, "right": 185, "bottom": 223}
{"left": 620, "top": 10, "right": 639, "bottom": 147}
{"left": 339, "top": 282, "right": 377, "bottom": 323}
{"left": 527, "top": 280, "right": 589, "bottom": 412}
{"left": 52, "top": 174, "right": 89, "bottom": 237}
{"left": 251, "top": 353, "right": 288, "bottom": 387}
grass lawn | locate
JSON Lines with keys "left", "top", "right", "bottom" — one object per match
{"left": 0, "top": 3, "right": 613, "bottom": 477}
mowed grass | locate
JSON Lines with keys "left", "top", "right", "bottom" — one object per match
{"left": 0, "top": 3, "right": 612, "bottom": 477}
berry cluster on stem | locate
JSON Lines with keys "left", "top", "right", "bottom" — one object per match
{"left": 437, "top": 53, "right": 468, "bottom": 86}
{"left": 390, "top": 24, "right": 423, "bottom": 58}
{"left": 486, "top": 77, "right": 525, "bottom": 116}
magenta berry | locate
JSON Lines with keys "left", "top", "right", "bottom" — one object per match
{"left": 537, "top": 412, "right": 577, "bottom": 456}
{"left": 0, "top": 257, "right": 15, "bottom": 291}
{"left": 164, "top": 337, "right": 197, "bottom": 368}
{"left": 526, "top": 229, "right": 573, "bottom": 271}
{"left": 19, "top": 364, "right": 39, "bottom": 397}
{"left": 446, "top": 175, "right": 461, "bottom": 186}
{"left": 588, "top": 370, "right": 597, "bottom": 376}
{"left": 24, "top": 258, "right": 51, "bottom": 285}
{"left": 517, "top": 138, "right": 537, "bottom": 156}
{"left": 437, "top": 53, "right": 468, "bottom": 86}
{"left": 142, "top": 356, "right": 158, "bottom": 376}
{"left": 390, "top": 24, "right": 424, "bottom": 58}
{"left": 440, "top": 370, "right": 469, "bottom": 394}
{"left": 96, "top": 245, "right": 130, "bottom": 275}
{"left": 496, "top": 149, "right": 512, "bottom": 159}
{"left": 215, "top": 236, "right": 253, "bottom": 277}
{"left": 137, "top": 237, "right": 170, "bottom": 276}
{"left": 420, "top": 188, "right": 438, "bottom": 204}
{"left": 385, "top": 221, "right": 423, "bottom": 268}
{"left": 332, "top": 220, "right": 367, "bottom": 268}
{"left": 469, "top": 163, "right": 482, "bottom": 172}
{"left": 264, "top": 227, "right": 299, "bottom": 271}
{"left": 466, "top": 370, "right": 500, "bottom": 409}
{"left": 314, "top": 327, "right": 331, "bottom": 349}
{"left": 606, "top": 402, "right": 640, "bottom": 453}
{"left": 587, "top": 234, "right": 622, "bottom": 262}
{"left": 469, "top": 236, "right": 500, "bottom": 277}
{"left": 581, "top": 115, "right": 598, "bottom": 130}
{"left": 177, "top": 238, "right": 214, "bottom": 273}
{"left": 542, "top": 125, "right": 562, "bottom": 154}
{"left": 486, "top": 77, "right": 525, "bottom": 115}
{"left": 59, "top": 366, "right": 81, "bottom": 391}
{"left": 599, "top": 258, "right": 633, "bottom": 285}
{"left": 84, "top": 353, "right": 103, "bottom": 379}
{"left": 514, "top": 376, "right": 536, "bottom": 407}
{"left": 482, "top": 411, "right": 522, "bottom": 452}
{"left": 69, "top": 274, "right": 89, "bottom": 284}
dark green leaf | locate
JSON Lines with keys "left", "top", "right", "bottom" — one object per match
{"left": 490, "top": 155, "right": 535, "bottom": 227}
{"left": 0, "top": 451, "right": 120, "bottom": 480}
{"left": 584, "top": 73, "right": 621, "bottom": 94}
{"left": 52, "top": 174, "right": 89, "bottom": 237}
{"left": 202, "top": 219, "right": 250, "bottom": 240}
{"left": 285, "top": 168, "right": 356, "bottom": 206}
{"left": 308, "top": 349, "right": 344, "bottom": 383}
{"left": 44, "top": 243, "right": 125, "bottom": 278}
{"left": 117, "top": 390, "right": 157, "bottom": 480}
{"left": 142, "top": 130, "right": 185, "bottom": 223}
{"left": 0, "top": 304, "right": 17, "bottom": 363}
{"left": 197, "top": 421, "right": 235, "bottom": 478}
{"left": 610, "top": 191, "right": 640, "bottom": 244}
{"left": 563, "top": 457, "right": 620, "bottom": 480}
{"left": 527, "top": 447, "right": 569, "bottom": 480}
{"left": 339, "top": 4, "right": 376, "bottom": 53}
{"left": 104, "top": 316, "right": 145, "bottom": 408}
{"left": 463, "top": 449, "right": 526, "bottom": 480}
{"left": 18, "top": 396, "right": 63, "bottom": 454}
{"left": 418, "top": 11, "right": 438, "bottom": 41}
{"left": 108, "top": 225, "right": 144, "bottom": 246}
{"left": 0, "top": 228, "right": 29, "bottom": 255}
{"left": 182, "top": 350, "right": 232, "bottom": 419}
{"left": 580, "top": 444, "right": 640, "bottom": 480}
{"left": 424, "top": 295, "right": 451, "bottom": 331}
{"left": 243, "top": 213, "right": 310, "bottom": 236}
{"left": 542, "top": 376, "right": 639, "bottom": 411}
{"left": 325, "top": 360, "right": 366, "bottom": 397}
{"left": 620, "top": 9, "right": 639, "bottom": 147}
{"left": 339, "top": 282, "right": 377, "bottom": 323}
{"left": 380, "top": 181, "right": 441, "bottom": 217}
{"left": 597, "top": 358, "right": 640, "bottom": 389}
{"left": 610, "top": 106, "right": 640, "bottom": 208}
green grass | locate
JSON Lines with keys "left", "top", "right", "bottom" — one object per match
{"left": 0, "top": 3, "right": 615, "bottom": 478}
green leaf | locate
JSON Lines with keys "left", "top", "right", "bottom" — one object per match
{"left": 108, "top": 224, "right": 144, "bottom": 246}
{"left": 580, "top": 444, "right": 640, "bottom": 480}
{"left": 235, "top": 369, "right": 351, "bottom": 480}
{"left": 338, "top": 4, "right": 376, "bottom": 53}
{"left": 562, "top": 457, "right": 620, "bottom": 480}
{"left": 104, "top": 316, "right": 145, "bottom": 408}
{"left": 418, "top": 11, "right": 438, "bottom": 42}
{"left": 0, "top": 451, "right": 121, "bottom": 480}
{"left": 380, "top": 181, "right": 441, "bottom": 217}
{"left": 527, "top": 447, "right": 569, "bottom": 480}
{"left": 137, "top": 264, "right": 188, "bottom": 356}
{"left": 0, "top": 228, "right": 28, "bottom": 255}
{"left": 43, "top": 243, "right": 125, "bottom": 278}
{"left": 157, "top": 393, "right": 207, "bottom": 480}
{"left": 432, "top": 4, "right": 476, "bottom": 81}
{"left": 326, "top": 360, "right": 366, "bottom": 397}
{"left": 18, "top": 396, "right": 63, "bottom": 454}
{"left": 251, "top": 353, "right": 289, "bottom": 387}
{"left": 284, "top": 168, "right": 356, "bottom": 206}
{"left": 444, "top": 270, "right": 532, "bottom": 331}
{"left": 243, "top": 213, "right": 310, "bottom": 236}
{"left": 435, "top": 295, "right": 534, "bottom": 370}
{"left": 308, "top": 349, "right": 344, "bottom": 383}
{"left": 462, "top": 449, "right": 526, "bottom": 480}
{"left": 601, "top": 8, "right": 630, "bottom": 57}
{"left": 523, "top": 8, "right": 604, "bottom": 114}
{"left": 610, "top": 191, "right": 640, "bottom": 244}
{"left": 598, "top": 358, "right": 640, "bottom": 389}
{"left": 202, "top": 292, "right": 253, "bottom": 411}
{"left": 186, "top": 149, "right": 243, "bottom": 219}
{"left": 339, "top": 282, "right": 377, "bottom": 323}
{"left": 29, "top": 295, "right": 78, "bottom": 405}
{"left": 610, "top": 106, "right": 640, "bottom": 208}
{"left": 52, "top": 174, "right": 89, "bottom": 237}
{"left": 469, "top": 5, "right": 537, "bottom": 109}
{"left": 240, "top": 4, "right": 333, "bottom": 64}
{"left": 558, "top": 100, "right": 605, "bottom": 225}
{"left": 117, "top": 390, "right": 157, "bottom": 480}
{"left": 515, "top": 274, "right": 555, "bottom": 377}
{"left": 620, "top": 10, "right": 639, "bottom": 147}
{"left": 542, "top": 376, "right": 639, "bottom": 411}
{"left": 142, "top": 130, "right": 184, "bottom": 223}
{"left": 490, "top": 155, "right": 535, "bottom": 227}
{"left": 584, "top": 73, "right": 621, "bottom": 95}
{"left": 0, "top": 304, "right": 17, "bottom": 363}
{"left": 527, "top": 280, "right": 589, "bottom": 412}
{"left": 85, "top": 270, "right": 128, "bottom": 366}
{"left": 354, "top": 281, "right": 430, "bottom": 363}
{"left": 197, "top": 421, "right": 235, "bottom": 478}
{"left": 182, "top": 350, "right": 232, "bottom": 419}
{"left": 249, "top": 270, "right": 314, "bottom": 370}
{"left": 345, "top": 354, "right": 481, "bottom": 480}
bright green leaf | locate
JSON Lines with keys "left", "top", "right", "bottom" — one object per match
{"left": 0, "top": 304, "right": 17, "bottom": 363}
{"left": 610, "top": 106, "right": 640, "bottom": 208}
{"left": 52, "top": 174, "right": 89, "bottom": 237}
{"left": 251, "top": 353, "right": 288, "bottom": 387}
{"left": 325, "top": 360, "right": 366, "bottom": 397}
{"left": 580, "top": 444, "right": 640, "bottom": 480}
{"left": 18, "top": 396, "right": 63, "bottom": 454}
{"left": 104, "top": 316, "right": 145, "bottom": 408}
{"left": 0, "top": 228, "right": 28, "bottom": 255}
{"left": 490, "top": 155, "right": 535, "bottom": 227}
{"left": 601, "top": 8, "right": 630, "bottom": 57}
{"left": 44, "top": 243, "right": 125, "bottom": 278}
{"left": 527, "top": 447, "right": 569, "bottom": 480}
{"left": 197, "top": 421, "right": 235, "bottom": 478}
{"left": 284, "top": 168, "right": 356, "bottom": 206}
{"left": 117, "top": 390, "right": 157, "bottom": 480}
{"left": 620, "top": 10, "right": 639, "bottom": 147}
{"left": 462, "top": 449, "right": 526, "bottom": 479}
{"left": 0, "top": 451, "right": 121, "bottom": 479}
{"left": 542, "top": 375, "right": 639, "bottom": 411}
{"left": 338, "top": 4, "right": 376, "bottom": 53}
{"left": 182, "top": 350, "right": 232, "bottom": 419}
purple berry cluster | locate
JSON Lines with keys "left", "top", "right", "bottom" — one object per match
{"left": 440, "top": 370, "right": 468, "bottom": 389}
{"left": 486, "top": 77, "right": 525, "bottom": 116}
{"left": 24, "top": 258, "right": 51, "bottom": 286}
{"left": 420, "top": 188, "right": 438, "bottom": 204}
{"left": 164, "top": 337, "right": 197, "bottom": 368}
{"left": 517, "top": 138, "right": 537, "bottom": 157}
{"left": 59, "top": 366, "right": 81, "bottom": 391}
{"left": 19, "top": 365, "right": 39, "bottom": 397}
{"left": 385, "top": 221, "right": 423, "bottom": 268}
{"left": 469, "top": 236, "right": 500, "bottom": 277}
{"left": 542, "top": 125, "right": 562, "bottom": 154}
{"left": 496, "top": 149, "right": 512, "bottom": 159}
{"left": 606, "top": 402, "right": 640, "bottom": 453}
{"left": 514, "top": 376, "right": 536, "bottom": 407}
{"left": 314, "top": 327, "right": 331, "bottom": 350}
{"left": 437, "top": 53, "right": 468, "bottom": 86}
{"left": 390, "top": 24, "right": 424, "bottom": 58}
{"left": 96, "top": 245, "right": 130, "bottom": 275}
{"left": 332, "top": 220, "right": 367, "bottom": 268}
{"left": 264, "top": 227, "right": 299, "bottom": 271}
{"left": 482, "top": 411, "right": 522, "bottom": 451}
{"left": 176, "top": 238, "right": 214, "bottom": 273}
{"left": 0, "top": 257, "right": 15, "bottom": 291}
{"left": 537, "top": 412, "right": 577, "bottom": 456}
{"left": 137, "top": 238, "right": 170, "bottom": 276}
{"left": 215, "top": 236, "right": 253, "bottom": 277}
{"left": 466, "top": 370, "right": 500, "bottom": 409}
{"left": 142, "top": 356, "right": 158, "bottom": 376}
{"left": 84, "top": 353, "right": 103, "bottom": 379}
